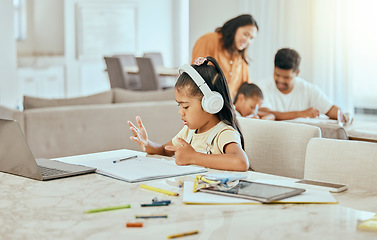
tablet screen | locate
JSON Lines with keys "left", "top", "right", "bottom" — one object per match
{"left": 199, "top": 180, "right": 305, "bottom": 203}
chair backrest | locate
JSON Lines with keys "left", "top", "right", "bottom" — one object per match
{"left": 143, "top": 52, "right": 164, "bottom": 67}
{"left": 114, "top": 54, "right": 138, "bottom": 67}
{"left": 113, "top": 54, "right": 141, "bottom": 89}
{"left": 135, "top": 57, "right": 161, "bottom": 91}
{"left": 304, "top": 138, "right": 377, "bottom": 191}
{"left": 237, "top": 117, "right": 321, "bottom": 179}
{"left": 104, "top": 57, "right": 130, "bottom": 89}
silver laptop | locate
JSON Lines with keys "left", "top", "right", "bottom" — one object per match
{"left": 0, "top": 119, "right": 96, "bottom": 180}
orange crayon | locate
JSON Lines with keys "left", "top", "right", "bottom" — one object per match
{"left": 126, "top": 222, "right": 143, "bottom": 228}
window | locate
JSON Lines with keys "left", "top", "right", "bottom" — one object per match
{"left": 350, "top": 0, "right": 377, "bottom": 111}
{"left": 13, "top": 0, "right": 26, "bottom": 40}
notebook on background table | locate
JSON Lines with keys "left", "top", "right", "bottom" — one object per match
{"left": 0, "top": 119, "right": 96, "bottom": 181}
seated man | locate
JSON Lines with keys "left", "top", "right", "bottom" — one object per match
{"left": 258, "top": 48, "right": 340, "bottom": 120}
{"left": 233, "top": 82, "right": 275, "bottom": 120}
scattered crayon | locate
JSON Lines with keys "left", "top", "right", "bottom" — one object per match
{"left": 126, "top": 222, "right": 143, "bottom": 228}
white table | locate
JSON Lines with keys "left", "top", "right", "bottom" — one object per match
{"left": 124, "top": 66, "right": 179, "bottom": 77}
{"left": 0, "top": 158, "right": 376, "bottom": 239}
{"left": 124, "top": 66, "right": 178, "bottom": 89}
{"left": 287, "top": 117, "right": 377, "bottom": 143}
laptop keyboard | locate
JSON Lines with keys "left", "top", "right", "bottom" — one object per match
{"left": 38, "top": 166, "right": 71, "bottom": 176}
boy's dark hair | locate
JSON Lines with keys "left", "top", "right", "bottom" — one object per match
{"left": 215, "top": 14, "right": 259, "bottom": 64}
{"left": 175, "top": 56, "right": 245, "bottom": 149}
{"left": 274, "top": 48, "right": 301, "bottom": 72}
{"left": 233, "top": 82, "right": 263, "bottom": 104}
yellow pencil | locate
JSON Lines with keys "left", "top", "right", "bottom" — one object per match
{"left": 140, "top": 184, "right": 179, "bottom": 196}
{"left": 167, "top": 230, "right": 199, "bottom": 239}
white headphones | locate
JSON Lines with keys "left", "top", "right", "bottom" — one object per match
{"left": 178, "top": 64, "right": 224, "bottom": 114}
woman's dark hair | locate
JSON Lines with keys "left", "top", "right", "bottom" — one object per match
{"left": 215, "top": 14, "right": 259, "bottom": 64}
{"left": 233, "top": 82, "right": 263, "bottom": 104}
{"left": 274, "top": 48, "right": 301, "bottom": 72}
{"left": 175, "top": 56, "right": 245, "bottom": 149}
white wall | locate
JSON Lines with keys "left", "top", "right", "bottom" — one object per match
{"left": 15, "top": 0, "right": 185, "bottom": 100}
{"left": 33, "top": 0, "right": 64, "bottom": 55}
{"left": 137, "top": 0, "right": 175, "bottom": 66}
{"left": 172, "top": 0, "right": 189, "bottom": 66}
{"left": 189, "top": 0, "right": 241, "bottom": 62}
{"left": 0, "top": 1, "right": 18, "bottom": 108}
{"left": 247, "top": 0, "right": 314, "bottom": 83}
{"left": 17, "top": 0, "right": 64, "bottom": 56}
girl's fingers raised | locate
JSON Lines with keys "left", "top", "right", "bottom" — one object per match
{"left": 130, "top": 137, "right": 145, "bottom": 150}
{"left": 128, "top": 120, "right": 137, "bottom": 129}
{"left": 130, "top": 127, "right": 139, "bottom": 137}
{"left": 136, "top": 116, "right": 144, "bottom": 129}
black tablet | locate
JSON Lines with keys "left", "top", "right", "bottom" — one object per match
{"left": 198, "top": 180, "right": 306, "bottom": 203}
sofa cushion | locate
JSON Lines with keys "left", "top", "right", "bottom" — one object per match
{"left": 24, "top": 101, "right": 182, "bottom": 158}
{"left": 23, "top": 91, "right": 113, "bottom": 110}
{"left": 113, "top": 88, "right": 175, "bottom": 103}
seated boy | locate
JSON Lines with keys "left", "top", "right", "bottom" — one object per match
{"left": 233, "top": 83, "right": 275, "bottom": 120}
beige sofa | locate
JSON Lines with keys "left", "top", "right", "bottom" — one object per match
{"left": 0, "top": 88, "right": 182, "bottom": 158}
{"left": 0, "top": 89, "right": 322, "bottom": 178}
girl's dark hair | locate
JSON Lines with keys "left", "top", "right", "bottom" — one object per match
{"left": 175, "top": 56, "right": 245, "bottom": 149}
{"left": 233, "top": 82, "right": 264, "bottom": 104}
{"left": 215, "top": 14, "right": 259, "bottom": 64}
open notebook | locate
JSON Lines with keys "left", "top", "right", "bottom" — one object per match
{"left": 53, "top": 149, "right": 206, "bottom": 183}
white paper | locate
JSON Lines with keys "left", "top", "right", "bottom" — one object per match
{"left": 53, "top": 150, "right": 206, "bottom": 183}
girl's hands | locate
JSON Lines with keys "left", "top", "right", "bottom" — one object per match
{"left": 165, "top": 137, "right": 197, "bottom": 165}
{"left": 128, "top": 116, "right": 149, "bottom": 152}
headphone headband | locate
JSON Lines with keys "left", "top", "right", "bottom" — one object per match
{"left": 178, "top": 64, "right": 213, "bottom": 96}
{"left": 178, "top": 64, "right": 224, "bottom": 114}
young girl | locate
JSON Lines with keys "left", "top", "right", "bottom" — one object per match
{"left": 233, "top": 82, "right": 275, "bottom": 120}
{"left": 128, "top": 57, "right": 249, "bottom": 171}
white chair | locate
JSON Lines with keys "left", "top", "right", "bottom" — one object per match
{"left": 304, "top": 138, "right": 377, "bottom": 191}
{"left": 238, "top": 117, "right": 321, "bottom": 179}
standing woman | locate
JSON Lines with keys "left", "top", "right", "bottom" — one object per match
{"left": 192, "top": 14, "right": 259, "bottom": 99}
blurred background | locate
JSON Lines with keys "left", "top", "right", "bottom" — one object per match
{"left": 1, "top": 0, "right": 376, "bottom": 117}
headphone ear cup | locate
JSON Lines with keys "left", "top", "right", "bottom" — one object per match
{"left": 201, "top": 91, "right": 224, "bottom": 114}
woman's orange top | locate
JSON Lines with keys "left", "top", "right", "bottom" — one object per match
{"left": 192, "top": 32, "right": 251, "bottom": 99}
